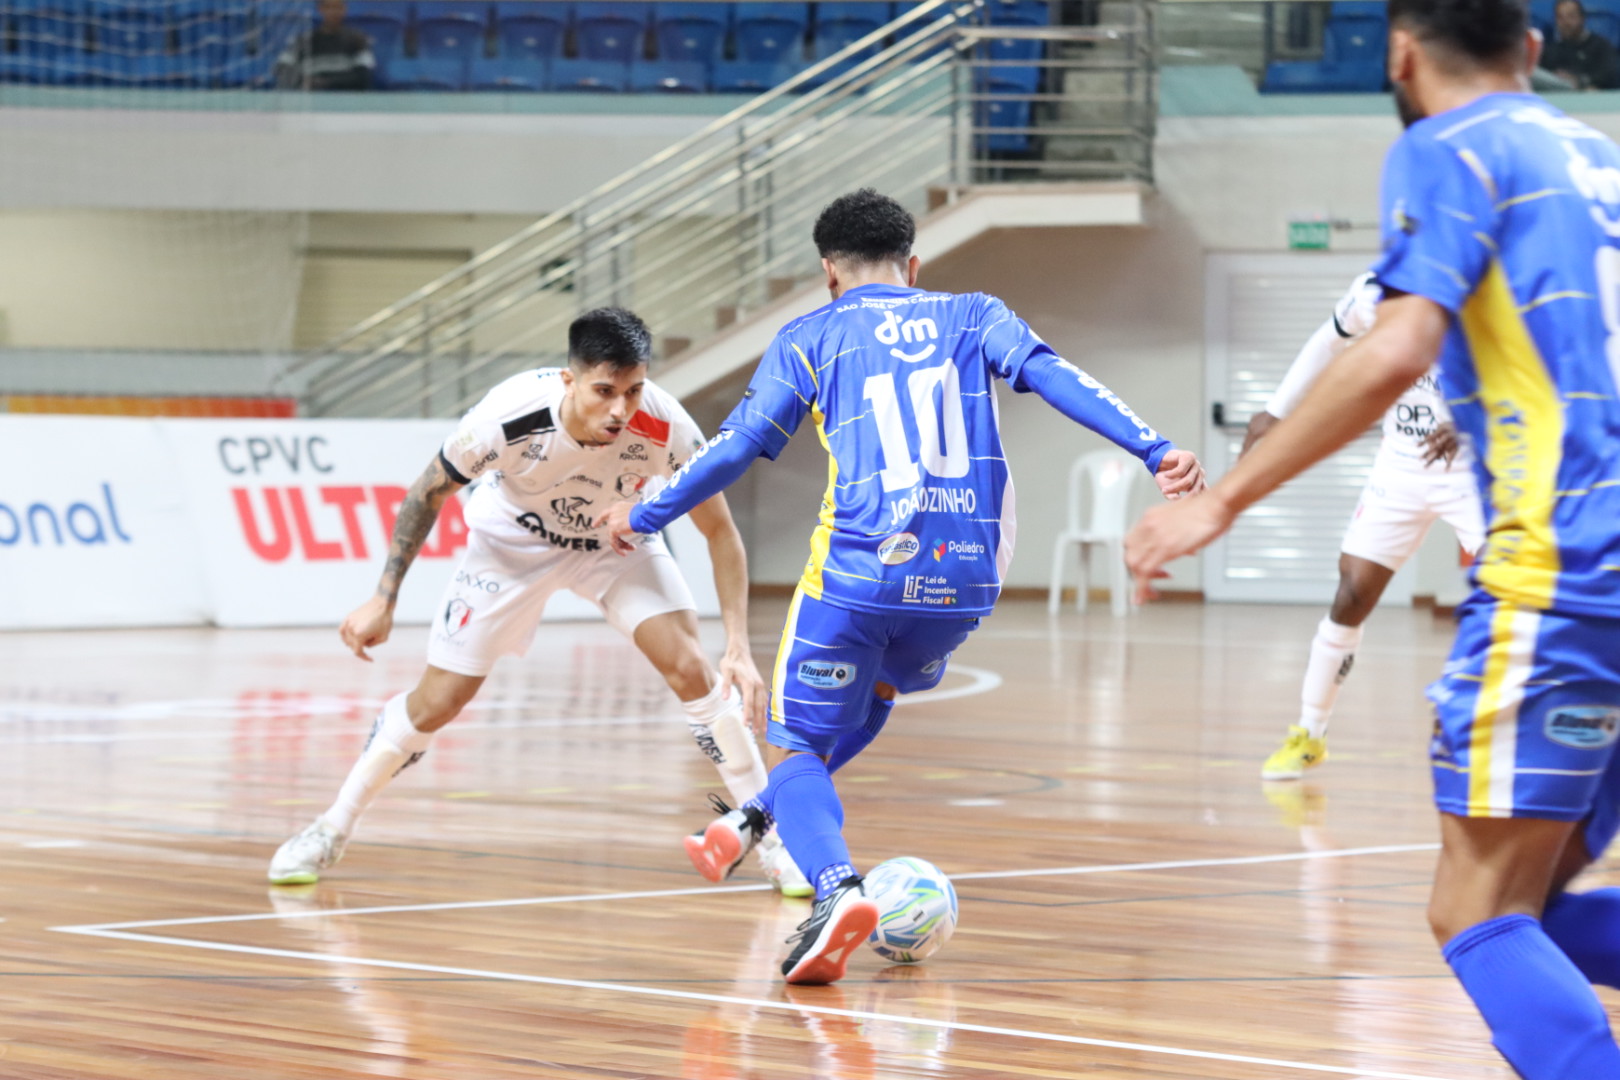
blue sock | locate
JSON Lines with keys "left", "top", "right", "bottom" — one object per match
{"left": 1544, "top": 889, "right": 1620, "bottom": 989}
{"left": 761, "top": 754, "right": 854, "bottom": 899}
{"left": 827, "top": 696, "right": 893, "bottom": 774}
{"left": 1443, "top": 914, "right": 1620, "bottom": 1079}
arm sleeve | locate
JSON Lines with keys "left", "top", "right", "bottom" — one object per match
{"left": 1370, "top": 130, "right": 1499, "bottom": 314}
{"left": 1265, "top": 318, "right": 1348, "bottom": 418}
{"left": 1012, "top": 351, "right": 1174, "bottom": 473}
{"left": 716, "top": 333, "right": 817, "bottom": 460}
{"left": 628, "top": 428, "right": 765, "bottom": 535}
{"left": 978, "top": 294, "right": 1053, "bottom": 387}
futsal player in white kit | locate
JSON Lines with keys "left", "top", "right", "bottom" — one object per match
{"left": 268, "top": 308, "right": 810, "bottom": 895}
{"left": 1246, "top": 273, "right": 1485, "bottom": 779}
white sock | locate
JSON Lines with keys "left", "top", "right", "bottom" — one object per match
{"left": 1299, "top": 617, "right": 1363, "bottom": 740}
{"left": 682, "top": 683, "right": 769, "bottom": 806}
{"left": 323, "top": 692, "right": 434, "bottom": 836}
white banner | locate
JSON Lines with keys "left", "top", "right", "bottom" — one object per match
{"left": 0, "top": 416, "right": 719, "bottom": 630}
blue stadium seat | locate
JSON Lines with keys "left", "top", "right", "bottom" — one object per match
{"left": 979, "top": 89, "right": 1030, "bottom": 153}
{"left": 1260, "top": 58, "right": 1383, "bottom": 93}
{"left": 712, "top": 56, "right": 800, "bottom": 91}
{"left": 652, "top": 2, "right": 726, "bottom": 63}
{"left": 173, "top": 0, "right": 251, "bottom": 86}
{"left": 985, "top": 0, "right": 1048, "bottom": 26}
{"left": 1589, "top": 10, "right": 1620, "bottom": 45}
{"left": 1323, "top": 14, "right": 1385, "bottom": 64}
{"left": 734, "top": 2, "right": 806, "bottom": 62}
{"left": 813, "top": 1, "right": 891, "bottom": 50}
{"left": 343, "top": 0, "right": 408, "bottom": 59}
{"left": 1328, "top": 1, "right": 1387, "bottom": 19}
{"left": 492, "top": 1, "right": 565, "bottom": 62}
{"left": 986, "top": 32, "right": 1041, "bottom": 94}
{"left": 416, "top": 7, "right": 483, "bottom": 60}
{"left": 87, "top": 3, "right": 175, "bottom": 86}
{"left": 416, "top": 1, "right": 488, "bottom": 61}
{"left": 469, "top": 50, "right": 543, "bottom": 88}
{"left": 631, "top": 56, "right": 705, "bottom": 90}
{"left": 551, "top": 54, "right": 627, "bottom": 89}
{"left": 1529, "top": 0, "right": 1556, "bottom": 34}
{"left": 574, "top": 2, "right": 647, "bottom": 62}
{"left": 388, "top": 53, "right": 467, "bottom": 88}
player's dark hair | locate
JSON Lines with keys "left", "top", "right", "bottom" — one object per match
{"left": 1388, "top": 0, "right": 1528, "bottom": 66}
{"left": 813, "top": 188, "right": 916, "bottom": 267}
{"left": 568, "top": 307, "right": 651, "bottom": 373}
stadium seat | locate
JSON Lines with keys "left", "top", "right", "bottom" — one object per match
{"left": 985, "top": 0, "right": 1048, "bottom": 26}
{"left": 388, "top": 53, "right": 466, "bottom": 88}
{"left": 712, "top": 56, "right": 800, "bottom": 91}
{"left": 986, "top": 32, "right": 1041, "bottom": 94}
{"left": 1327, "top": 1, "right": 1387, "bottom": 19}
{"left": 1529, "top": 0, "right": 1556, "bottom": 34}
{"left": 734, "top": 2, "right": 807, "bottom": 63}
{"left": 416, "top": 1, "right": 488, "bottom": 62}
{"left": 1260, "top": 58, "right": 1383, "bottom": 93}
{"left": 630, "top": 56, "right": 705, "bottom": 90}
{"left": 492, "top": 0, "right": 567, "bottom": 60}
{"left": 343, "top": 0, "right": 408, "bottom": 59}
{"left": 1589, "top": 10, "right": 1620, "bottom": 45}
{"left": 812, "top": 1, "right": 890, "bottom": 60}
{"left": 87, "top": 3, "right": 175, "bottom": 86}
{"left": 469, "top": 50, "right": 542, "bottom": 88}
{"left": 551, "top": 54, "right": 628, "bottom": 89}
{"left": 1322, "top": 14, "right": 1386, "bottom": 65}
{"left": 574, "top": 1, "right": 647, "bottom": 62}
{"left": 980, "top": 91, "right": 1031, "bottom": 154}
{"left": 652, "top": 2, "right": 726, "bottom": 64}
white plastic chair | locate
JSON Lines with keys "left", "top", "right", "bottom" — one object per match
{"left": 1047, "top": 449, "right": 1140, "bottom": 617}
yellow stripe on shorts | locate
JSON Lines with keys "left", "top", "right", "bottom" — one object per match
{"left": 1467, "top": 601, "right": 1541, "bottom": 817}
{"left": 770, "top": 588, "right": 806, "bottom": 728}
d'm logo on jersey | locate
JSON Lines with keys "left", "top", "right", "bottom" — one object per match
{"left": 875, "top": 310, "right": 940, "bottom": 363}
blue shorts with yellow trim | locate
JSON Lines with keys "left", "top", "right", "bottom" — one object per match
{"left": 766, "top": 588, "right": 981, "bottom": 757}
{"left": 1429, "top": 591, "right": 1620, "bottom": 854}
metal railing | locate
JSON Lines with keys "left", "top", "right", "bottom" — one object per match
{"left": 286, "top": 0, "right": 1157, "bottom": 418}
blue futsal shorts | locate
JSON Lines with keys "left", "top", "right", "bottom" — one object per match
{"left": 766, "top": 587, "right": 981, "bottom": 757}
{"left": 1428, "top": 592, "right": 1620, "bottom": 856}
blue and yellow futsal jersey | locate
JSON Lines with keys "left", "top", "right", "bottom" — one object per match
{"left": 717, "top": 283, "right": 1171, "bottom": 618}
{"left": 1373, "top": 93, "right": 1620, "bottom": 619}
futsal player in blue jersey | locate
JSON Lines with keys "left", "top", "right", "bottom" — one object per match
{"left": 598, "top": 189, "right": 1205, "bottom": 984}
{"left": 1128, "top": 2, "right": 1620, "bottom": 1074}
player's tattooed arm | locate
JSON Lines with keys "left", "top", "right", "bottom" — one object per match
{"left": 377, "top": 453, "right": 463, "bottom": 605}
{"left": 341, "top": 453, "right": 464, "bottom": 662}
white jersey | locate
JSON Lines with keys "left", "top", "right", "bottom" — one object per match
{"left": 1265, "top": 272, "right": 1466, "bottom": 474}
{"left": 439, "top": 369, "right": 706, "bottom": 552}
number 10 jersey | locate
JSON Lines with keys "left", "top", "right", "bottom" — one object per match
{"left": 720, "top": 283, "right": 1059, "bottom": 618}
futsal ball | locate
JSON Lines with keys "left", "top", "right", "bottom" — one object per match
{"left": 864, "top": 856, "right": 958, "bottom": 964}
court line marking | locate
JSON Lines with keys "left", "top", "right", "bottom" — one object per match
{"left": 51, "top": 927, "right": 1462, "bottom": 1080}
{"left": 54, "top": 842, "right": 1440, "bottom": 933}
{"left": 1, "top": 666, "right": 1002, "bottom": 744}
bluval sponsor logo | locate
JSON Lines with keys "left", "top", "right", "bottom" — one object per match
{"left": 1544, "top": 705, "right": 1620, "bottom": 750}
{"left": 798, "top": 660, "right": 857, "bottom": 689}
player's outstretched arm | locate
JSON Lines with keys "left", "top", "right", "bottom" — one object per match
{"left": 1125, "top": 292, "right": 1448, "bottom": 602}
{"left": 596, "top": 429, "right": 766, "bottom": 554}
{"left": 340, "top": 452, "right": 464, "bottom": 661}
{"left": 686, "top": 492, "right": 768, "bottom": 732}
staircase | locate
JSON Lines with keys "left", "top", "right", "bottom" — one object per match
{"left": 284, "top": 0, "right": 1159, "bottom": 419}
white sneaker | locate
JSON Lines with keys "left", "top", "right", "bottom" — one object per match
{"left": 758, "top": 832, "right": 813, "bottom": 898}
{"left": 268, "top": 817, "right": 347, "bottom": 885}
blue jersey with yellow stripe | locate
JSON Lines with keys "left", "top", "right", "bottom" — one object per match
{"left": 1373, "top": 93, "right": 1620, "bottom": 618}
{"left": 721, "top": 283, "right": 1167, "bottom": 617}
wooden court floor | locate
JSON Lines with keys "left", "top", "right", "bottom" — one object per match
{"left": 4, "top": 598, "right": 1596, "bottom": 1079}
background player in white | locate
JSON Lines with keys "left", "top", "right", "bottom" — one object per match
{"left": 269, "top": 307, "right": 809, "bottom": 896}
{"left": 1246, "top": 272, "right": 1485, "bottom": 780}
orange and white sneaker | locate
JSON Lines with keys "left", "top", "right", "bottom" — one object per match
{"left": 684, "top": 795, "right": 767, "bottom": 883}
{"left": 781, "top": 876, "right": 879, "bottom": 986}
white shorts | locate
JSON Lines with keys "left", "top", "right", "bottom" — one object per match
{"left": 426, "top": 530, "right": 697, "bottom": 677}
{"left": 1340, "top": 466, "right": 1486, "bottom": 571}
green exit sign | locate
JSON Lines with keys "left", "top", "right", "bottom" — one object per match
{"left": 1289, "top": 219, "right": 1331, "bottom": 250}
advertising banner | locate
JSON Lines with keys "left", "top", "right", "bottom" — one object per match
{"left": 1, "top": 417, "right": 720, "bottom": 630}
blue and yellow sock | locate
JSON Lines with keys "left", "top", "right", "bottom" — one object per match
{"left": 1543, "top": 888, "right": 1620, "bottom": 989}
{"left": 1443, "top": 914, "right": 1620, "bottom": 1078}
{"left": 827, "top": 696, "right": 893, "bottom": 774}
{"left": 760, "top": 753, "right": 854, "bottom": 899}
